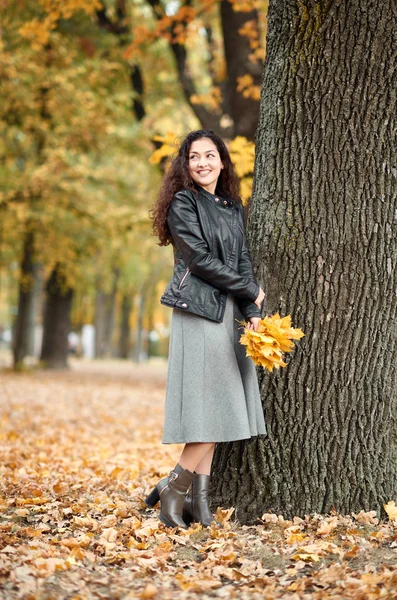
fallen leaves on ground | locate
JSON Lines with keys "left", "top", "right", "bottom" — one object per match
{"left": 1, "top": 359, "right": 397, "bottom": 599}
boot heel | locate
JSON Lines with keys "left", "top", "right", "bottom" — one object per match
{"left": 145, "top": 486, "right": 160, "bottom": 507}
{"left": 182, "top": 508, "right": 194, "bottom": 526}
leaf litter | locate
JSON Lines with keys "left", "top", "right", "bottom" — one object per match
{"left": 1, "top": 360, "right": 397, "bottom": 599}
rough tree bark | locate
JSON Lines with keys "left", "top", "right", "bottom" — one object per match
{"left": 212, "top": 0, "right": 397, "bottom": 521}
{"left": 40, "top": 265, "right": 73, "bottom": 369}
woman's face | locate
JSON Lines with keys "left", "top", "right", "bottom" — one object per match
{"left": 188, "top": 138, "right": 224, "bottom": 194}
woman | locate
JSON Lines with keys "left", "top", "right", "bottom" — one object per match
{"left": 146, "top": 129, "right": 266, "bottom": 529}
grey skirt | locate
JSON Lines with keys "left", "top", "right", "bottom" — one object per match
{"left": 162, "top": 293, "right": 267, "bottom": 443}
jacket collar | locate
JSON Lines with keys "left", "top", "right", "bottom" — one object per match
{"left": 196, "top": 186, "right": 235, "bottom": 208}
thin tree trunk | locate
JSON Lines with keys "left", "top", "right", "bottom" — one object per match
{"left": 146, "top": 297, "right": 155, "bottom": 358}
{"left": 134, "top": 291, "right": 146, "bottom": 363}
{"left": 40, "top": 265, "right": 73, "bottom": 369}
{"left": 212, "top": 0, "right": 397, "bottom": 521}
{"left": 27, "top": 261, "right": 42, "bottom": 356}
{"left": 13, "top": 232, "right": 42, "bottom": 368}
{"left": 119, "top": 294, "right": 132, "bottom": 359}
{"left": 94, "top": 268, "right": 119, "bottom": 358}
{"left": 94, "top": 290, "right": 106, "bottom": 358}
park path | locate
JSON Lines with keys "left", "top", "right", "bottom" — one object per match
{"left": 1, "top": 361, "right": 397, "bottom": 599}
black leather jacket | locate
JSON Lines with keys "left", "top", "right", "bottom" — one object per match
{"left": 160, "top": 187, "right": 262, "bottom": 323}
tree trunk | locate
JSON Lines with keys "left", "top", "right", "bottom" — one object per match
{"left": 13, "top": 232, "right": 42, "bottom": 368}
{"left": 40, "top": 265, "right": 73, "bottom": 369}
{"left": 133, "top": 291, "right": 146, "bottom": 363}
{"left": 146, "top": 296, "right": 156, "bottom": 358}
{"left": 94, "top": 291, "right": 106, "bottom": 358}
{"left": 220, "top": 0, "right": 262, "bottom": 140}
{"left": 212, "top": 0, "right": 397, "bottom": 521}
{"left": 118, "top": 294, "right": 132, "bottom": 359}
{"left": 94, "top": 268, "right": 119, "bottom": 358}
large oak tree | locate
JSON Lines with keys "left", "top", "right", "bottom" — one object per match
{"left": 212, "top": 0, "right": 397, "bottom": 521}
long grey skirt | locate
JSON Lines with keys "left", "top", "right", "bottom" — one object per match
{"left": 162, "top": 293, "right": 267, "bottom": 443}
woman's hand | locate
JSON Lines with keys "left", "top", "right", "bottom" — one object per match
{"left": 254, "top": 287, "right": 265, "bottom": 309}
{"left": 246, "top": 317, "right": 261, "bottom": 332}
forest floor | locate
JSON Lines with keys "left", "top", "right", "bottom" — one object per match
{"left": 1, "top": 360, "right": 397, "bottom": 600}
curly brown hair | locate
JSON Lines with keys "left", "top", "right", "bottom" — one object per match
{"left": 150, "top": 129, "right": 242, "bottom": 246}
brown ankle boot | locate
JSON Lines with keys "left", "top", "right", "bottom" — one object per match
{"left": 144, "top": 463, "right": 184, "bottom": 508}
{"left": 182, "top": 473, "right": 214, "bottom": 527}
{"left": 159, "top": 465, "right": 195, "bottom": 529}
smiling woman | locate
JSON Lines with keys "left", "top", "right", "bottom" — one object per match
{"left": 188, "top": 139, "right": 224, "bottom": 194}
{"left": 148, "top": 130, "right": 266, "bottom": 529}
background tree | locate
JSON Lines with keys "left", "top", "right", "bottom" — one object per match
{"left": 212, "top": 0, "right": 397, "bottom": 521}
{"left": 0, "top": 0, "right": 171, "bottom": 368}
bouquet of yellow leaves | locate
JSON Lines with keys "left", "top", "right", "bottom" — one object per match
{"left": 238, "top": 313, "right": 305, "bottom": 372}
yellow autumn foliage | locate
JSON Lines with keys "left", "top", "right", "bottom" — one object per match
{"left": 150, "top": 132, "right": 179, "bottom": 165}
{"left": 228, "top": 136, "right": 255, "bottom": 179}
{"left": 190, "top": 87, "right": 223, "bottom": 111}
{"left": 236, "top": 74, "right": 261, "bottom": 101}
{"left": 228, "top": 136, "right": 255, "bottom": 201}
{"left": 239, "top": 313, "right": 305, "bottom": 371}
{"left": 18, "top": 0, "right": 101, "bottom": 48}
{"left": 230, "top": 0, "right": 264, "bottom": 12}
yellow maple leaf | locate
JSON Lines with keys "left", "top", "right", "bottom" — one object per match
{"left": 287, "top": 532, "right": 307, "bottom": 544}
{"left": 316, "top": 517, "right": 338, "bottom": 535}
{"left": 292, "top": 551, "right": 320, "bottom": 562}
{"left": 352, "top": 510, "right": 379, "bottom": 525}
{"left": 384, "top": 501, "right": 397, "bottom": 521}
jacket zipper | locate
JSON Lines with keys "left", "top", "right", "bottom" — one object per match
{"left": 178, "top": 267, "right": 190, "bottom": 289}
